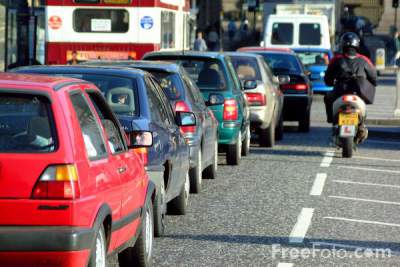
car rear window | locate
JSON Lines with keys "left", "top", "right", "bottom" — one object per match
{"left": 230, "top": 56, "right": 262, "bottom": 81}
{"left": 271, "top": 23, "right": 293, "bottom": 45}
{"left": 73, "top": 9, "right": 129, "bottom": 33}
{"left": 147, "top": 71, "right": 184, "bottom": 101}
{"left": 257, "top": 53, "right": 302, "bottom": 75}
{"left": 295, "top": 51, "right": 330, "bottom": 66}
{"left": 0, "top": 93, "right": 56, "bottom": 153}
{"left": 299, "top": 23, "right": 321, "bottom": 45}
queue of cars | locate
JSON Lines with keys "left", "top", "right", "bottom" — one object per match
{"left": 0, "top": 47, "right": 315, "bottom": 266}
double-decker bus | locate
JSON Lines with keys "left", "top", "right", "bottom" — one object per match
{"left": 45, "top": 0, "right": 191, "bottom": 64}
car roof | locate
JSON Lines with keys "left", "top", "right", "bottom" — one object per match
{"left": 144, "top": 50, "right": 225, "bottom": 59}
{"left": 14, "top": 65, "right": 148, "bottom": 78}
{"left": 238, "top": 47, "right": 294, "bottom": 53}
{"left": 224, "top": 52, "right": 263, "bottom": 59}
{"left": 0, "top": 72, "right": 88, "bottom": 91}
{"left": 114, "top": 60, "right": 181, "bottom": 73}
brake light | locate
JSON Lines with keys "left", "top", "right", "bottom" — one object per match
{"left": 281, "top": 83, "right": 308, "bottom": 91}
{"left": 223, "top": 99, "right": 238, "bottom": 121}
{"left": 342, "top": 95, "right": 357, "bottom": 102}
{"left": 175, "top": 100, "right": 196, "bottom": 134}
{"left": 133, "top": 147, "right": 148, "bottom": 166}
{"left": 245, "top": 92, "right": 266, "bottom": 106}
{"left": 32, "top": 165, "right": 80, "bottom": 199}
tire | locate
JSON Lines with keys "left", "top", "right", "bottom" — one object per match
{"left": 88, "top": 225, "right": 107, "bottom": 267}
{"left": 299, "top": 111, "right": 311, "bottom": 133}
{"left": 118, "top": 201, "right": 154, "bottom": 267}
{"left": 167, "top": 170, "right": 190, "bottom": 215}
{"left": 203, "top": 139, "right": 218, "bottom": 179}
{"left": 241, "top": 125, "right": 250, "bottom": 156}
{"left": 259, "top": 120, "right": 275, "bottom": 147}
{"left": 342, "top": 137, "right": 353, "bottom": 158}
{"left": 275, "top": 113, "right": 284, "bottom": 141}
{"left": 226, "top": 131, "right": 241, "bottom": 165}
{"left": 153, "top": 182, "right": 166, "bottom": 237}
{"left": 189, "top": 149, "right": 202, "bottom": 194}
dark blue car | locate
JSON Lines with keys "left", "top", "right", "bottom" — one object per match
{"left": 13, "top": 65, "right": 194, "bottom": 237}
{"left": 293, "top": 48, "right": 333, "bottom": 94}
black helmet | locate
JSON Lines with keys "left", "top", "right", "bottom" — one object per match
{"left": 340, "top": 32, "right": 360, "bottom": 50}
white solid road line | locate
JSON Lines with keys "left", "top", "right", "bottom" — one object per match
{"left": 333, "top": 180, "right": 400, "bottom": 189}
{"left": 324, "top": 216, "right": 400, "bottom": 227}
{"left": 366, "top": 140, "right": 400, "bottom": 146}
{"left": 354, "top": 156, "right": 400, "bottom": 162}
{"left": 277, "top": 263, "right": 294, "bottom": 267}
{"left": 310, "top": 173, "right": 327, "bottom": 196}
{"left": 320, "top": 151, "right": 335, "bottom": 168}
{"left": 329, "top": 195, "right": 400, "bottom": 206}
{"left": 289, "top": 208, "right": 314, "bottom": 244}
{"left": 338, "top": 165, "right": 400, "bottom": 174}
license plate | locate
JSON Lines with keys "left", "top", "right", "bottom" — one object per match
{"left": 338, "top": 113, "right": 358, "bottom": 126}
{"left": 340, "top": 125, "right": 356, "bottom": 137}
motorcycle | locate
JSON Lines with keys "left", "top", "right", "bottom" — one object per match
{"left": 332, "top": 94, "right": 367, "bottom": 158}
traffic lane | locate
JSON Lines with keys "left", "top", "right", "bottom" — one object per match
{"left": 150, "top": 126, "right": 331, "bottom": 266}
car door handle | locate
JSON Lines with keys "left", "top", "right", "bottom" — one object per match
{"left": 118, "top": 167, "right": 127, "bottom": 174}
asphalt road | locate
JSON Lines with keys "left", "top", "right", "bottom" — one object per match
{"left": 109, "top": 77, "right": 400, "bottom": 267}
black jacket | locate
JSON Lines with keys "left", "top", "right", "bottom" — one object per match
{"left": 324, "top": 53, "right": 377, "bottom": 89}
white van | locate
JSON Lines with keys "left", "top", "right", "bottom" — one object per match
{"left": 263, "top": 15, "right": 331, "bottom": 50}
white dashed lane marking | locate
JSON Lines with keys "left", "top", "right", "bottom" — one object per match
{"left": 324, "top": 216, "right": 400, "bottom": 227}
{"left": 277, "top": 263, "right": 294, "bottom": 267}
{"left": 333, "top": 180, "right": 400, "bottom": 189}
{"left": 338, "top": 166, "right": 400, "bottom": 174}
{"left": 320, "top": 151, "right": 334, "bottom": 168}
{"left": 289, "top": 208, "right": 314, "bottom": 244}
{"left": 310, "top": 173, "right": 327, "bottom": 196}
{"left": 329, "top": 195, "right": 400, "bottom": 206}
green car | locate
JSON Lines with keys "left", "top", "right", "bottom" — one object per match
{"left": 143, "top": 51, "right": 251, "bottom": 165}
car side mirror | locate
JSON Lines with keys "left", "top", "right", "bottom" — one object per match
{"left": 127, "top": 131, "right": 153, "bottom": 149}
{"left": 243, "top": 80, "right": 258, "bottom": 90}
{"left": 278, "top": 75, "right": 290, "bottom": 85}
{"left": 176, "top": 111, "right": 196, "bottom": 127}
{"left": 207, "top": 93, "right": 224, "bottom": 106}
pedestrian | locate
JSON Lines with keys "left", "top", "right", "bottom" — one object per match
{"left": 240, "top": 19, "right": 249, "bottom": 38}
{"left": 207, "top": 27, "right": 219, "bottom": 51}
{"left": 228, "top": 18, "right": 237, "bottom": 40}
{"left": 193, "top": 31, "right": 208, "bottom": 51}
{"left": 394, "top": 31, "right": 400, "bottom": 66}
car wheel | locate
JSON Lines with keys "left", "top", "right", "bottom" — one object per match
{"left": 88, "top": 225, "right": 106, "bottom": 267}
{"left": 118, "top": 200, "right": 154, "bottom": 267}
{"left": 189, "top": 149, "right": 202, "bottom": 194}
{"left": 203, "top": 139, "right": 218, "bottom": 179}
{"left": 153, "top": 182, "right": 166, "bottom": 237}
{"left": 275, "top": 113, "right": 284, "bottom": 141}
{"left": 226, "top": 131, "right": 241, "bottom": 165}
{"left": 241, "top": 125, "right": 250, "bottom": 156}
{"left": 167, "top": 170, "right": 190, "bottom": 215}
{"left": 259, "top": 120, "right": 275, "bottom": 147}
{"left": 299, "top": 110, "right": 311, "bottom": 133}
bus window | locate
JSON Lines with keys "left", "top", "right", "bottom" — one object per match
{"left": 161, "top": 11, "right": 175, "bottom": 49}
{"left": 271, "top": 23, "right": 293, "bottom": 45}
{"left": 73, "top": 9, "right": 129, "bottom": 33}
{"left": 299, "top": 23, "right": 321, "bottom": 45}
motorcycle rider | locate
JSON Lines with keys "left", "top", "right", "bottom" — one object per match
{"left": 324, "top": 32, "right": 377, "bottom": 139}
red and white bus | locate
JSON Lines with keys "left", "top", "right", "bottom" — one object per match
{"left": 45, "top": 0, "right": 191, "bottom": 64}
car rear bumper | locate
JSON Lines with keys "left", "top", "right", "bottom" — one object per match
{"left": 249, "top": 106, "right": 272, "bottom": 129}
{"left": 283, "top": 95, "right": 312, "bottom": 121}
{"left": 218, "top": 121, "right": 241, "bottom": 145}
{"left": 0, "top": 226, "right": 94, "bottom": 266}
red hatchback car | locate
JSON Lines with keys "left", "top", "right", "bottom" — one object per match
{"left": 0, "top": 73, "right": 155, "bottom": 267}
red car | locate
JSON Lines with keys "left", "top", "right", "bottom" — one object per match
{"left": 0, "top": 73, "right": 155, "bottom": 267}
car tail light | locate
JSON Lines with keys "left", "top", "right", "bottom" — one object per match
{"left": 342, "top": 95, "right": 357, "bottom": 102}
{"left": 281, "top": 83, "right": 308, "bottom": 91}
{"left": 133, "top": 147, "right": 148, "bottom": 166}
{"left": 32, "top": 165, "right": 80, "bottom": 199}
{"left": 223, "top": 99, "right": 238, "bottom": 121}
{"left": 245, "top": 93, "right": 266, "bottom": 106}
{"left": 175, "top": 100, "right": 196, "bottom": 134}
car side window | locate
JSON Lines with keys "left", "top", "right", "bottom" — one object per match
{"left": 87, "top": 91, "right": 126, "bottom": 155}
{"left": 145, "top": 77, "right": 169, "bottom": 126}
{"left": 150, "top": 77, "right": 176, "bottom": 125}
{"left": 70, "top": 92, "right": 108, "bottom": 160}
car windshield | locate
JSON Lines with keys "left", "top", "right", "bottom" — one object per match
{"left": 0, "top": 93, "right": 56, "bottom": 153}
{"left": 295, "top": 52, "right": 330, "bottom": 66}
{"left": 148, "top": 71, "right": 183, "bottom": 100}
{"left": 230, "top": 56, "right": 262, "bottom": 81}
{"left": 257, "top": 53, "right": 302, "bottom": 75}
{"left": 55, "top": 73, "right": 138, "bottom": 116}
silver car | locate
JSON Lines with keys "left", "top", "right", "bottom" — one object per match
{"left": 227, "top": 52, "right": 284, "bottom": 147}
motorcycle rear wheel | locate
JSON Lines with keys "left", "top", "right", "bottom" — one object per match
{"left": 341, "top": 137, "right": 353, "bottom": 158}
